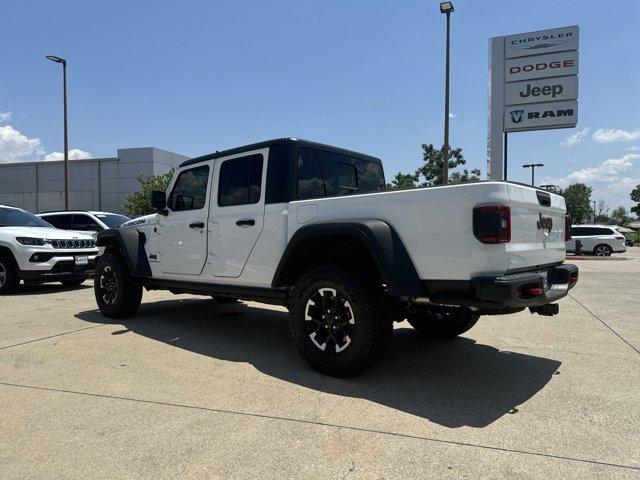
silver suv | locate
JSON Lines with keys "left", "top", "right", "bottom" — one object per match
{"left": 566, "top": 225, "right": 627, "bottom": 256}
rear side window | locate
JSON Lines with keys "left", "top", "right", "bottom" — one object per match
{"left": 297, "top": 148, "right": 325, "bottom": 199}
{"left": 298, "top": 148, "right": 385, "bottom": 199}
{"left": 44, "top": 214, "right": 72, "bottom": 229}
{"left": 595, "top": 227, "right": 615, "bottom": 235}
{"left": 169, "top": 165, "right": 210, "bottom": 211}
{"left": 71, "top": 214, "right": 102, "bottom": 232}
{"left": 218, "top": 154, "right": 263, "bottom": 206}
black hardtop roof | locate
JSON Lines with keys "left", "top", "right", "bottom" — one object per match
{"left": 180, "top": 137, "right": 381, "bottom": 168}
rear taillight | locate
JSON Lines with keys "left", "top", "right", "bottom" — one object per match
{"left": 473, "top": 205, "right": 511, "bottom": 244}
{"left": 565, "top": 215, "right": 572, "bottom": 241}
{"left": 614, "top": 235, "right": 625, "bottom": 240}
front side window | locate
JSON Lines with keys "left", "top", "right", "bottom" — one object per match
{"left": 169, "top": 165, "right": 210, "bottom": 211}
{"left": 218, "top": 154, "right": 263, "bottom": 207}
{"left": 43, "top": 214, "right": 72, "bottom": 229}
{"left": 71, "top": 214, "right": 102, "bottom": 232}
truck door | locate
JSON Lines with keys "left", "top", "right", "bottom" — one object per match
{"left": 208, "top": 150, "right": 266, "bottom": 277}
{"left": 158, "top": 164, "right": 211, "bottom": 275}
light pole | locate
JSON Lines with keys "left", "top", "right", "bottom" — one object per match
{"left": 45, "top": 55, "right": 69, "bottom": 210}
{"left": 440, "top": 2, "right": 454, "bottom": 185}
{"left": 523, "top": 163, "right": 544, "bottom": 186}
{"left": 592, "top": 200, "right": 596, "bottom": 223}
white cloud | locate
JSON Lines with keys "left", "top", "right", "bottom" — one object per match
{"left": 625, "top": 145, "right": 640, "bottom": 152}
{"left": 0, "top": 125, "right": 45, "bottom": 162}
{"left": 592, "top": 128, "right": 640, "bottom": 143}
{"left": 0, "top": 111, "right": 12, "bottom": 123}
{"left": 544, "top": 154, "right": 638, "bottom": 186}
{"left": 0, "top": 123, "right": 92, "bottom": 163}
{"left": 448, "top": 113, "right": 456, "bottom": 118}
{"left": 44, "top": 149, "right": 93, "bottom": 162}
{"left": 561, "top": 127, "right": 590, "bottom": 147}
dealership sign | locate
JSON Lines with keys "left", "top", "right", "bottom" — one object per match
{"left": 487, "top": 25, "right": 580, "bottom": 179}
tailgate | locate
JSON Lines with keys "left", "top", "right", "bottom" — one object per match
{"left": 506, "top": 184, "right": 566, "bottom": 270}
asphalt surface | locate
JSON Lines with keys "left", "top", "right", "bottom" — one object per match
{"left": 1, "top": 251, "right": 639, "bottom": 479}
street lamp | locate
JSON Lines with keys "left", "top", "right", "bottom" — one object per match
{"left": 45, "top": 54, "right": 69, "bottom": 210}
{"left": 523, "top": 163, "right": 544, "bottom": 186}
{"left": 440, "top": 2, "right": 454, "bottom": 185}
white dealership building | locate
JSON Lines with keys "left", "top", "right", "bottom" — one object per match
{"left": 0, "top": 147, "right": 188, "bottom": 214}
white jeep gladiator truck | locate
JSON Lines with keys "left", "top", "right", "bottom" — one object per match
{"left": 93, "top": 138, "right": 578, "bottom": 376}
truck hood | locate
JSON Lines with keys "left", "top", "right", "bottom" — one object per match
{"left": 0, "top": 226, "right": 95, "bottom": 240}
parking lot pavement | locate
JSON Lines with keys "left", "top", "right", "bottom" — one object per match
{"left": 1, "top": 253, "right": 638, "bottom": 479}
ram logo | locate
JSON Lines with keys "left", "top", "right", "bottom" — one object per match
{"left": 509, "top": 110, "right": 524, "bottom": 124}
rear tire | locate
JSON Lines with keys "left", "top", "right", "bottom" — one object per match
{"left": 289, "top": 265, "right": 393, "bottom": 377}
{"left": 94, "top": 251, "right": 142, "bottom": 318}
{"left": 407, "top": 306, "right": 479, "bottom": 339}
{"left": 593, "top": 244, "right": 612, "bottom": 257}
{"left": 61, "top": 279, "right": 85, "bottom": 287}
{"left": 0, "top": 255, "right": 19, "bottom": 293}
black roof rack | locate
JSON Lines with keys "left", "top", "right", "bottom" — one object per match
{"left": 179, "top": 137, "right": 381, "bottom": 168}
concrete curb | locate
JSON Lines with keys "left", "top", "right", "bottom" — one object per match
{"left": 566, "top": 256, "right": 628, "bottom": 261}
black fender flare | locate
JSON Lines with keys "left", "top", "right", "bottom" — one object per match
{"left": 271, "top": 219, "right": 422, "bottom": 297}
{"left": 96, "top": 228, "right": 151, "bottom": 277}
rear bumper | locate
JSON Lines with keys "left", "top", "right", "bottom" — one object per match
{"left": 423, "top": 264, "right": 579, "bottom": 309}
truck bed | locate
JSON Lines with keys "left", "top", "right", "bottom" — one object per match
{"left": 287, "top": 181, "right": 566, "bottom": 281}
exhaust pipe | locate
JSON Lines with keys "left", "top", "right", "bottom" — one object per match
{"left": 529, "top": 304, "right": 559, "bottom": 316}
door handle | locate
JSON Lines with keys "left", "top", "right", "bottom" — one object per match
{"left": 236, "top": 218, "right": 255, "bottom": 227}
{"left": 189, "top": 222, "right": 205, "bottom": 229}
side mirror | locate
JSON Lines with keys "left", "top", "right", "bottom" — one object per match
{"left": 150, "top": 190, "right": 168, "bottom": 215}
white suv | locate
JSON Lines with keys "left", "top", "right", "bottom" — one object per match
{"left": 566, "top": 224, "right": 627, "bottom": 256}
{"left": 0, "top": 205, "right": 99, "bottom": 292}
{"left": 38, "top": 211, "right": 130, "bottom": 238}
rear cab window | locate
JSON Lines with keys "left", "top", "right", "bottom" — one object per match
{"left": 297, "top": 148, "right": 385, "bottom": 200}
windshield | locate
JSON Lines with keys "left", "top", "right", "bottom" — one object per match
{"left": 95, "top": 213, "right": 130, "bottom": 228}
{"left": 0, "top": 207, "right": 53, "bottom": 228}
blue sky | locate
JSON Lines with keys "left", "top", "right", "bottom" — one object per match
{"left": 2, "top": 0, "right": 639, "bottom": 209}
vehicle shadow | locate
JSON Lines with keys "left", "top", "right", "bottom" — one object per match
{"left": 76, "top": 297, "right": 562, "bottom": 428}
{"left": 6, "top": 282, "right": 93, "bottom": 296}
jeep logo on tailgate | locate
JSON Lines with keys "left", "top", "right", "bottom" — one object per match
{"left": 537, "top": 212, "right": 553, "bottom": 232}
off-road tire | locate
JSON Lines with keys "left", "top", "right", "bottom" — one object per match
{"left": 289, "top": 265, "right": 393, "bottom": 377}
{"left": 61, "top": 279, "right": 85, "bottom": 287}
{"left": 407, "top": 306, "right": 480, "bottom": 339}
{"left": 94, "top": 251, "right": 143, "bottom": 318}
{"left": 0, "top": 255, "right": 19, "bottom": 293}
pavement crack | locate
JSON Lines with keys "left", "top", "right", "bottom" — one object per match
{"left": 0, "top": 322, "right": 117, "bottom": 352}
{"left": 568, "top": 294, "right": 639, "bottom": 355}
{"left": 0, "top": 381, "right": 638, "bottom": 473}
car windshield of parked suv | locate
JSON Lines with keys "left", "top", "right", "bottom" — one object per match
{"left": 0, "top": 207, "right": 53, "bottom": 228}
{"left": 95, "top": 213, "right": 131, "bottom": 228}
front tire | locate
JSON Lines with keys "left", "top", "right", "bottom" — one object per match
{"left": 593, "top": 244, "right": 612, "bottom": 257}
{"left": 289, "top": 266, "right": 393, "bottom": 377}
{"left": 407, "top": 306, "right": 479, "bottom": 339}
{"left": 94, "top": 251, "right": 142, "bottom": 318}
{"left": 0, "top": 255, "right": 19, "bottom": 293}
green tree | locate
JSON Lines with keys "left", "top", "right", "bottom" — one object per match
{"left": 610, "top": 206, "right": 632, "bottom": 226}
{"left": 594, "top": 199, "right": 611, "bottom": 224}
{"left": 121, "top": 168, "right": 175, "bottom": 217}
{"left": 630, "top": 184, "right": 640, "bottom": 217}
{"left": 386, "top": 172, "right": 419, "bottom": 190}
{"left": 415, "top": 144, "right": 480, "bottom": 186}
{"left": 562, "top": 183, "right": 592, "bottom": 224}
{"left": 542, "top": 185, "right": 563, "bottom": 195}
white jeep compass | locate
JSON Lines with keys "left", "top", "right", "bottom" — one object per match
{"left": 0, "top": 205, "right": 99, "bottom": 292}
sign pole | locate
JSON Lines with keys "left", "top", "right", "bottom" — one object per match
{"left": 503, "top": 132, "right": 508, "bottom": 180}
{"left": 487, "top": 36, "right": 505, "bottom": 180}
